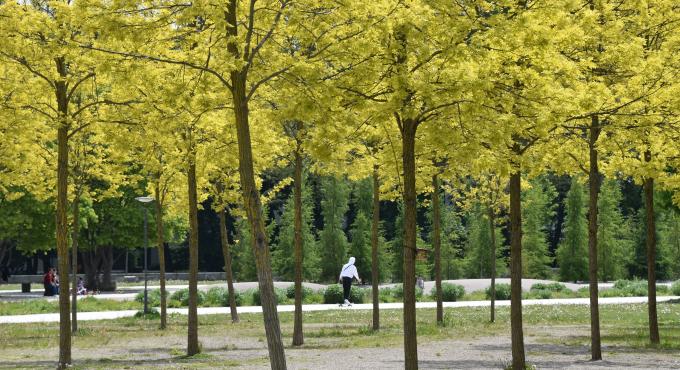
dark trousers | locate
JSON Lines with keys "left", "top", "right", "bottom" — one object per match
{"left": 342, "top": 277, "right": 352, "bottom": 301}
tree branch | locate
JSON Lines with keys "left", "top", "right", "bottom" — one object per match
{"left": 81, "top": 44, "right": 233, "bottom": 90}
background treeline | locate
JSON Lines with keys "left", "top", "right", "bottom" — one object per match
{"left": 7, "top": 168, "right": 679, "bottom": 284}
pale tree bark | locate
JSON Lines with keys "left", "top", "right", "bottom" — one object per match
{"left": 292, "top": 146, "right": 304, "bottom": 346}
{"left": 218, "top": 207, "right": 239, "bottom": 323}
{"left": 187, "top": 150, "right": 200, "bottom": 356}
{"left": 154, "top": 182, "right": 168, "bottom": 329}
{"left": 55, "top": 56, "right": 72, "bottom": 369}
{"left": 71, "top": 190, "right": 81, "bottom": 333}
{"left": 509, "top": 170, "right": 525, "bottom": 370}
{"left": 401, "top": 118, "right": 418, "bottom": 370}
{"left": 588, "top": 119, "right": 602, "bottom": 360}
{"left": 432, "top": 174, "right": 443, "bottom": 325}
{"left": 644, "top": 150, "right": 660, "bottom": 345}
{"left": 488, "top": 206, "right": 497, "bottom": 323}
{"left": 371, "top": 165, "right": 380, "bottom": 331}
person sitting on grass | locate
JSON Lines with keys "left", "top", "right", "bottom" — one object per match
{"left": 338, "top": 256, "right": 361, "bottom": 306}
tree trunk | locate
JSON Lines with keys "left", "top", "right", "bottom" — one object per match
{"left": 226, "top": 3, "right": 286, "bottom": 367}
{"left": 100, "top": 246, "right": 115, "bottom": 291}
{"left": 82, "top": 250, "right": 98, "bottom": 291}
{"left": 644, "top": 150, "right": 660, "bottom": 344}
{"left": 55, "top": 56, "right": 72, "bottom": 368}
{"left": 71, "top": 193, "right": 81, "bottom": 333}
{"left": 489, "top": 205, "right": 497, "bottom": 323}
{"left": 154, "top": 182, "right": 168, "bottom": 329}
{"left": 588, "top": 119, "right": 602, "bottom": 360}
{"left": 432, "top": 174, "right": 443, "bottom": 325}
{"left": 401, "top": 119, "right": 418, "bottom": 370}
{"left": 228, "top": 73, "right": 286, "bottom": 368}
{"left": 372, "top": 165, "right": 380, "bottom": 331}
{"left": 292, "top": 147, "right": 304, "bottom": 346}
{"left": 509, "top": 170, "right": 525, "bottom": 370}
{"left": 218, "top": 207, "right": 239, "bottom": 323}
{"left": 187, "top": 153, "right": 200, "bottom": 356}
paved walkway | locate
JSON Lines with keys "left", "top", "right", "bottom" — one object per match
{"left": 1, "top": 295, "right": 677, "bottom": 324}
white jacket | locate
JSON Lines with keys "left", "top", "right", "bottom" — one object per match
{"left": 339, "top": 257, "right": 360, "bottom": 280}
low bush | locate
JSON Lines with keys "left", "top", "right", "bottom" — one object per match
{"left": 135, "top": 289, "right": 168, "bottom": 307}
{"left": 391, "top": 284, "right": 424, "bottom": 301}
{"left": 672, "top": 281, "right": 680, "bottom": 296}
{"left": 205, "top": 287, "right": 243, "bottom": 307}
{"left": 252, "top": 288, "right": 287, "bottom": 306}
{"left": 323, "top": 284, "right": 366, "bottom": 304}
{"left": 613, "top": 279, "right": 648, "bottom": 297}
{"left": 530, "top": 282, "right": 567, "bottom": 293}
{"left": 486, "top": 283, "right": 511, "bottom": 300}
{"left": 170, "top": 288, "right": 206, "bottom": 306}
{"left": 433, "top": 283, "right": 465, "bottom": 302}
{"left": 285, "top": 285, "right": 313, "bottom": 300}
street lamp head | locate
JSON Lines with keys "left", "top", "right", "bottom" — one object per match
{"left": 135, "top": 196, "right": 154, "bottom": 203}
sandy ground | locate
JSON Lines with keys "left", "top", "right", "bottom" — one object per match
{"left": 3, "top": 324, "right": 679, "bottom": 369}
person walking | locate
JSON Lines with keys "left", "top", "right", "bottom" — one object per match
{"left": 338, "top": 257, "right": 361, "bottom": 306}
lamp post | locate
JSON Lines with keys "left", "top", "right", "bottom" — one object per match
{"left": 135, "top": 196, "right": 154, "bottom": 314}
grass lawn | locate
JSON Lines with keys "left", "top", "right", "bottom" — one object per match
{"left": 1, "top": 303, "right": 680, "bottom": 369}
{"left": 0, "top": 297, "right": 141, "bottom": 315}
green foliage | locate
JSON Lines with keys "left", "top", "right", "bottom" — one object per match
{"left": 232, "top": 218, "right": 258, "bottom": 282}
{"left": 431, "top": 198, "right": 466, "bottom": 280}
{"left": 530, "top": 283, "right": 567, "bottom": 293}
{"left": 322, "top": 284, "right": 365, "bottom": 304}
{"left": 0, "top": 191, "right": 55, "bottom": 254}
{"left": 435, "top": 283, "right": 465, "bottom": 302}
{"left": 464, "top": 202, "right": 506, "bottom": 278}
{"left": 170, "top": 288, "right": 205, "bottom": 306}
{"left": 521, "top": 176, "right": 556, "bottom": 279}
{"left": 486, "top": 283, "right": 511, "bottom": 300}
{"left": 349, "top": 211, "right": 372, "bottom": 282}
{"left": 557, "top": 178, "right": 588, "bottom": 282}
{"left": 272, "top": 172, "right": 320, "bottom": 281}
{"left": 598, "top": 180, "right": 633, "bottom": 281}
{"left": 318, "top": 176, "right": 350, "bottom": 281}
{"left": 390, "top": 284, "right": 423, "bottom": 301}
{"left": 285, "top": 285, "right": 313, "bottom": 300}
{"left": 671, "top": 281, "right": 680, "bottom": 296}
{"left": 205, "top": 287, "right": 243, "bottom": 307}
{"left": 656, "top": 194, "right": 680, "bottom": 280}
{"left": 134, "top": 289, "right": 168, "bottom": 307}
{"left": 252, "top": 288, "right": 287, "bottom": 306}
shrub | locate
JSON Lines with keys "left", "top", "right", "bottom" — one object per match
{"left": 672, "top": 281, "right": 680, "bottom": 296}
{"left": 205, "top": 287, "right": 243, "bottom": 307}
{"left": 486, "top": 283, "right": 511, "bottom": 300}
{"left": 379, "top": 287, "right": 395, "bottom": 303}
{"left": 252, "top": 288, "right": 287, "bottom": 306}
{"left": 323, "top": 284, "right": 343, "bottom": 304}
{"left": 657, "top": 284, "right": 669, "bottom": 294}
{"left": 323, "top": 284, "right": 366, "bottom": 304}
{"left": 391, "top": 284, "right": 423, "bottom": 300}
{"left": 613, "top": 279, "right": 648, "bottom": 297}
{"left": 350, "top": 287, "right": 366, "bottom": 303}
{"left": 530, "top": 282, "right": 567, "bottom": 293}
{"left": 434, "top": 283, "right": 465, "bottom": 302}
{"left": 285, "top": 285, "right": 313, "bottom": 300}
{"left": 170, "top": 288, "right": 205, "bottom": 306}
{"left": 135, "top": 289, "right": 168, "bottom": 307}
{"left": 534, "top": 289, "right": 552, "bottom": 299}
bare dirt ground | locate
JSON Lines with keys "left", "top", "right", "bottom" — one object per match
{"left": 3, "top": 324, "right": 679, "bottom": 369}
